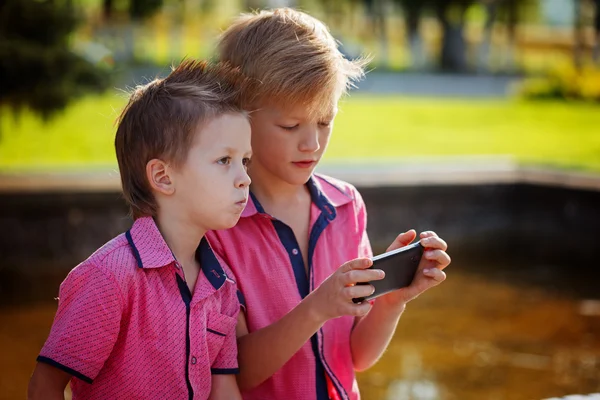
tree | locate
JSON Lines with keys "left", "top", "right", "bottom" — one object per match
{"left": 0, "top": 0, "right": 109, "bottom": 121}
{"left": 478, "top": 0, "right": 520, "bottom": 72}
{"left": 397, "top": 0, "right": 427, "bottom": 69}
{"left": 595, "top": 0, "right": 600, "bottom": 62}
{"left": 432, "top": 0, "right": 476, "bottom": 72}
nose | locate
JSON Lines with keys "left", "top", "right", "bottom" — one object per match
{"left": 236, "top": 165, "right": 251, "bottom": 189}
{"left": 298, "top": 125, "right": 320, "bottom": 153}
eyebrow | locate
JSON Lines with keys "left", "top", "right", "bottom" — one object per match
{"left": 221, "top": 146, "right": 252, "bottom": 156}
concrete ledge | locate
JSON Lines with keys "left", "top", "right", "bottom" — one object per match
{"left": 2, "top": 174, "right": 600, "bottom": 303}
{"left": 1, "top": 158, "right": 599, "bottom": 193}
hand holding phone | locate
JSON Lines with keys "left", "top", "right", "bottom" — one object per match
{"left": 353, "top": 241, "right": 424, "bottom": 303}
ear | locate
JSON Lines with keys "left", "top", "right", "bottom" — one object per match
{"left": 146, "top": 159, "right": 175, "bottom": 196}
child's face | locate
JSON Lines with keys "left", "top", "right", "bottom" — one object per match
{"left": 249, "top": 102, "right": 337, "bottom": 185}
{"left": 170, "top": 113, "right": 252, "bottom": 230}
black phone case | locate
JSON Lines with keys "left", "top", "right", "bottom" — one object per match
{"left": 353, "top": 241, "right": 424, "bottom": 303}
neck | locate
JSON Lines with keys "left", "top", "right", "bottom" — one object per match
{"left": 154, "top": 210, "right": 205, "bottom": 267}
{"left": 249, "top": 162, "right": 309, "bottom": 209}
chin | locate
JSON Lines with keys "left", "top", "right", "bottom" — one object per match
{"left": 283, "top": 168, "right": 314, "bottom": 185}
{"left": 211, "top": 216, "right": 241, "bottom": 231}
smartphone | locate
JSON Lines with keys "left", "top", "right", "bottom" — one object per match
{"left": 353, "top": 241, "right": 424, "bottom": 303}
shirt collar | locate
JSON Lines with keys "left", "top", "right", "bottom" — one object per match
{"left": 240, "top": 174, "right": 354, "bottom": 219}
{"left": 125, "top": 216, "right": 227, "bottom": 290}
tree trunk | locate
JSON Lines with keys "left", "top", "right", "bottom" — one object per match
{"left": 365, "top": 0, "right": 389, "bottom": 66}
{"left": 478, "top": 1, "right": 497, "bottom": 72}
{"left": 435, "top": 1, "right": 469, "bottom": 72}
{"left": 504, "top": 0, "right": 518, "bottom": 71}
{"left": 593, "top": 0, "right": 600, "bottom": 63}
{"left": 102, "top": 0, "right": 113, "bottom": 22}
{"left": 401, "top": 0, "right": 426, "bottom": 69}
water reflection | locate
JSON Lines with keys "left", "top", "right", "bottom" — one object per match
{"left": 357, "top": 266, "right": 600, "bottom": 400}
{"left": 1, "top": 266, "right": 599, "bottom": 400}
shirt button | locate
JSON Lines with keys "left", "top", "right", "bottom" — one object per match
{"left": 292, "top": 248, "right": 299, "bottom": 255}
{"left": 191, "top": 357, "right": 197, "bottom": 365}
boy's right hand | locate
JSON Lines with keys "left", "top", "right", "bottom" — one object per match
{"left": 306, "top": 258, "right": 384, "bottom": 323}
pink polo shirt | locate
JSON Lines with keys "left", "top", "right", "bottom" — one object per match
{"left": 207, "top": 174, "right": 373, "bottom": 400}
{"left": 38, "top": 217, "right": 239, "bottom": 400}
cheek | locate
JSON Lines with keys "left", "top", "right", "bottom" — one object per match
{"left": 252, "top": 128, "right": 288, "bottom": 160}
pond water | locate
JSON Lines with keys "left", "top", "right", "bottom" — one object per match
{"left": 2, "top": 262, "right": 599, "bottom": 400}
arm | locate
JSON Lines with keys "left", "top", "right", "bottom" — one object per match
{"left": 28, "top": 363, "right": 71, "bottom": 400}
{"left": 234, "top": 258, "right": 383, "bottom": 391}
{"left": 234, "top": 297, "right": 323, "bottom": 390}
{"left": 208, "top": 374, "right": 241, "bottom": 400}
{"left": 350, "top": 231, "right": 451, "bottom": 371}
{"left": 350, "top": 298, "right": 406, "bottom": 372}
{"left": 34, "top": 262, "right": 122, "bottom": 392}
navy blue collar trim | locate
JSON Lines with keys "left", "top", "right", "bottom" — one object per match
{"left": 196, "top": 237, "right": 227, "bottom": 290}
{"left": 125, "top": 230, "right": 144, "bottom": 269}
{"left": 127, "top": 228, "right": 226, "bottom": 291}
{"left": 249, "top": 191, "right": 266, "bottom": 214}
{"left": 249, "top": 177, "right": 336, "bottom": 221}
{"left": 307, "top": 176, "right": 336, "bottom": 220}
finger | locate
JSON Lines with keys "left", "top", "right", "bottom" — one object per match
{"left": 423, "top": 268, "right": 447, "bottom": 283}
{"left": 386, "top": 230, "right": 417, "bottom": 251}
{"left": 423, "top": 250, "right": 451, "bottom": 267}
{"left": 420, "top": 236, "right": 448, "bottom": 251}
{"left": 344, "top": 284, "right": 375, "bottom": 300}
{"left": 343, "top": 268, "right": 385, "bottom": 285}
{"left": 340, "top": 258, "right": 372, "bottom": 273}
{"left": 346, "top": 302, "right": 372, "bottom": 317}
{"left": 419, "top": 231, "right": 439, "bottom": 239}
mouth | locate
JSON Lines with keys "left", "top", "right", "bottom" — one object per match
{"left": 292, "top": 160, "right": 317, "bottom": 169}
{"left": 234, "top": 198, "right": 248, "bottom": 209}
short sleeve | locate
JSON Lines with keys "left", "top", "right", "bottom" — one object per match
{"left": 37, "top": 262, "right": 123, "bottom": 383}
{"left": 354, "top": 188, "right": 373, "bottom": 259}
{"left": 210, "top": 283, "right": 240, "bottom": 374}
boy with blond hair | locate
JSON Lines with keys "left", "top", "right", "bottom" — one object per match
{"left": 28, "top": 60, "right": 253, "bottom": 400}
{"left": 206, "top": 8, "right": 451, "bottom": 400}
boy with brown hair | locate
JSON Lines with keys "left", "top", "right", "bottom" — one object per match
{"left": 207, "top": 8, "right": 452, "bottom": 400}
{"left": 28, "top": 60, "right": 253, "bottom": 400}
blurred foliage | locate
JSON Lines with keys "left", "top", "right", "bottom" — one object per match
{"left": 0, "top": 0, "right": 110, "bottom": 121}
{"left": 519, "top": 63, "right": 600, "bottom": 102}
{"left": 129, "top": 0, "right": 164, "bottom": 19}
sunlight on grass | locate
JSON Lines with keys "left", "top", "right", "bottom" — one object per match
{"left": 1, "top": 92, "right": 599, "bottom": 172}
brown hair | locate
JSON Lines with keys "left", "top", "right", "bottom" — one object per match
{"left": 217, "top": 8, "right": 368, "bottom": 118}
{"left": 114, "top": 60, "right": 251, "bottom": 219}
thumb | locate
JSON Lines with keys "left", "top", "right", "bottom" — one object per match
{"left": 386, "top": 229, "right": 417, "bottom": 252}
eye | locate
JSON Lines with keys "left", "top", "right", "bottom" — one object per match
{"left": 242, "top": 157, "right": 251, "bottom": 167}
{"left": 217, "top": 156, "right": 231, "bottom": 165}
{"left": 279, "top": 124, "right": 299, "bottom": 131}
{"left": 318, "top": 121, "right": 332, "bottom": 128}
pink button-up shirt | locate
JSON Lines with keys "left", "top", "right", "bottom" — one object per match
{"left": 207, "top": 174, "right": 373, "bottom": 400}
{"left": 38, "top": 216, "right": 239, "bottom": 400}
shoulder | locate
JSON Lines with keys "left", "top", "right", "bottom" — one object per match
{"left": 314, "top": 173, "right": 358, "bottom": 200}
{"left": 314, "top": 173, "right": 368, "bottom": 212}
{"left": 73, "top": 233, "right": 137, "bottom": 283}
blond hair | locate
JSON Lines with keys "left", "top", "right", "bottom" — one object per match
{"left": 115, "top": 60, "right": 252, "bottom": 219}
{"left": 218, "top": 8, "right": 367, "bottom": 117}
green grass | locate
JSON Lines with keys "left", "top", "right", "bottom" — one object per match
{"left": 1, "top": 92, "right": 599, "bottom": 172}
{"left": 331, "top": 96, "right": 600, "bottom": 171}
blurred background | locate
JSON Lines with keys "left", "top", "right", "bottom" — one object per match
{"left": 1, "top": 0, "right": 600, "bottom": 399}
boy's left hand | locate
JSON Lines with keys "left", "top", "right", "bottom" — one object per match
{"left": 377, "top": 230, "right": 450, "bottom": 309}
